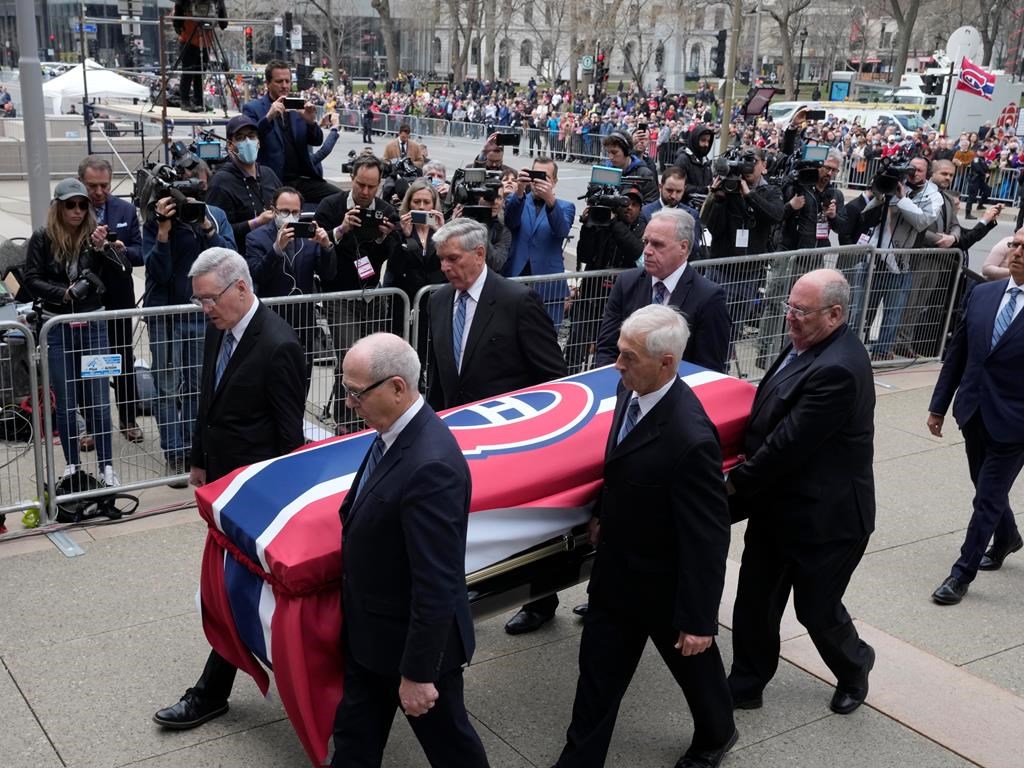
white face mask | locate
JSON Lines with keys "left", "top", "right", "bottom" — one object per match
{"left": 275, "top": 212, "right": 297, "bottom": 229}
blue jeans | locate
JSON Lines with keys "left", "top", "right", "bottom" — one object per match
{"left": 147, "top": 314, "right": 205, "bottom": 462}
{"left": 857, "top": 267, "right": 911, "bottom": 357}
{"left": 46, "top": 320, "right": 113, "bottom": 467}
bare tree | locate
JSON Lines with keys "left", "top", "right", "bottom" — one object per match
{"left": 370, "top": 0, "right": 400, "bottom": 80}
{"left": 767, "top": 0, "right": 811, "bottom": 98}
{"left": 886, "top": 0, "right": 931, "bottom": 84}
{"left": 973, "top": 0, "right": 1011, "bottom": 65}
{"left": 296, "top": 0, "right": 352, "bottom": 86}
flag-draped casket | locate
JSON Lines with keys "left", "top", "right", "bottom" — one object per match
{"left": 195, "top": 362, "right": 756, "bottom": 765}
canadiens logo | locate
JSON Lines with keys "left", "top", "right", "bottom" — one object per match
{"left": 443, "top": 381, "right": 600, "bottom": 458}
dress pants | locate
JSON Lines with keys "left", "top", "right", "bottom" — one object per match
{"left": 952, "top": 414, "right": 1024, "bottom": 583}
{"left": 192, "top": 649, "right": 237, "bottom": 703}
{"left": 555, "top": 602, "right": 735, "bottom": 768}
{"left": 331, "top": 648, "right": 488, "bottom": 768}
{"left": 287, "top": 176, "right": 342, "bottom": 207}
{"left": 729, "top": 525, "right": 873, "bottom": 700}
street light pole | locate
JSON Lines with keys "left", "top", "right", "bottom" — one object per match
{"left": 797, "top": 27, "right": 807, "bottom": 96}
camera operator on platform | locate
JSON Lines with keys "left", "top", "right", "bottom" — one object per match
{"left": 172, "top": 1, "right": 226, "bottom": 113}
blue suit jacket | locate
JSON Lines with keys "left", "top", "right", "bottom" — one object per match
{"left": 503, "top": 192, "right": 575, "bottom": 325}
{"left": 929, "top": 279, "right": 1024, "bottom": 444}
{"left": 338, "top": 403, "right": 476, "bottom": 682}
{"left": 103, "top": 195, "right": 143, "bottom": 267}
{"left": 242, "top": 95, "right": 324, "bottom": 182}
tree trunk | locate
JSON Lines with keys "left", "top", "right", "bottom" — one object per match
{"left": 370, "top": 0, "right": 400, "bottom": 80}
{"left": 887, "top": 0, "right": 922, "bottom": 86}
{"left": 568, "top": 0, "right": 578, "bottom": 92}
{"left": 779, "top": 26, "right": 795, "bottom": 99}
{"left": 484, "top": 0, "right": 496, "bottom": 81}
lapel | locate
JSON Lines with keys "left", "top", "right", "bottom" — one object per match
{"left": 606, "top": 380, "right": 677, "bottom": 463}
{"left": 460, "top": 273, "right": 498, "bottom": 376}
{"left": 987, "top": 280, "right": 1024, "bottom": 354}
{"left": 211, "top": 303, "right": 264, "bottom": 406}
{"left": 668, "top": 267, "right": 695, "bottom": 310}
{"left": 432, "top": 284, "right": 458, "bottom": 382}
{"left": 525, "top": 193, "right": 545, "bottom": 238}
{"left": 751, "top": 343, "right": 812, "bottom": 420}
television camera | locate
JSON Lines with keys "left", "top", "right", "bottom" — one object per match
{"left": 132, "top": 163, "right": 206, "bottom": 226}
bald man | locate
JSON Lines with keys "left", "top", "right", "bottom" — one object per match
{"left": 727, "top": 269, "right": 877, "bottom": 716}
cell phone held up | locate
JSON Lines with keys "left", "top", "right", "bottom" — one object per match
{"left": 286, "top": 220, "right": 317, "bottom": 238}
{"left": 410, "top": 210, "right": 429, "bottom": 225}
{"left": 494, "top": 132, "right": 521, "bottom": 147}
{"left": 283, "top": 97, "right": 306, "bottom": 110}
{"left": 525, "top": 169, "right": 548, "bottom": 182}
{"left": 354, "top": 207, "right": 387, "bottom": 238}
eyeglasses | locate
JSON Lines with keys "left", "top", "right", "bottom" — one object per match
{"left": 190, "top": 282, "right": 235, "bottom": 309}
{"left": 275, "top": 208, "right": 302, "bottom": 216}
{"left": 782, "top": 302, "right": 836, "bottom": 319}
{"left": 342, "top": 376, "right": 393, "bottom": 403}
{"left": 1008, "top": 241, "right": 1024, "bottom": 250}
{"left": 62, "top": 199, "right": 90, "bottom": 211}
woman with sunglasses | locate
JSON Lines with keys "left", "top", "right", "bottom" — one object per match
{"left": 24, "top": 178, "right": 125, "bottom": 486}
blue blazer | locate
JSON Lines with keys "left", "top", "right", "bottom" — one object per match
{"left": 503, "top": 192, "right": 575, "bottom": 325}
{"left": 103, "top": 195, "right": 144, "bottom": 267}
{"left": 241, "top": 95, "right": 324, "bottom": 182}
{"left": 244, "top": 221, "right": 336, "bottom": 297}
{"left": 930, "top": 279, "right": 1024, "bottom": 444}
{"left": 338, "top": 403, "right": 476, "bottom": 682}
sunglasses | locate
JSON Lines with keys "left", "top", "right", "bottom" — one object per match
{"left": 62, "top": 199, "right": 90, "bottom": 211}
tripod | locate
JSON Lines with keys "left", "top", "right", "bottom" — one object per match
{"left": 154, "top": 18, "right": 241, "bottom": 117}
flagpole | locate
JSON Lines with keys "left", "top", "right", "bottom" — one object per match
{"left": 938, "top": 58, "right": 956, "bottom": 135}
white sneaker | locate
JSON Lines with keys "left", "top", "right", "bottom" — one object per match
{"left": 102, "top": 465, "right": 120, "bottom": 487}
{"left": 62, "top": 464, "right": 78, "bottom": 479}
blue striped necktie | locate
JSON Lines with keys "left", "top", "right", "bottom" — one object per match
{"left": 356, "top": 435, "right": 386, "bottom": 498}
{"left": 617, "top": 397, "right": 641, "bottom": 445}
{"left": 453, "top": 291, "right": 469, "bottom": 371}
{"left": 215, "top": 332, "right": 236, "bottom": 389}
{"left": 991, "top": 287, "right": 1021, "bottom": 349}
{"left": 773, "top": 347, "right": 799, "bottom": 378}
{"left": 653, "top": 281, "right": 668, "bottom": 305}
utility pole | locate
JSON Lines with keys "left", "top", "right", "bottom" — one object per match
{"left": 16, "top": 0, "right": 51, "bottom": 228}
{"left": 719, "top": 0, "right": 744, "bottom": 153}
{"left": 750, "top": 1, "right": 762, "bottom": 81}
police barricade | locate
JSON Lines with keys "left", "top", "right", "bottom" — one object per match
{"left": 838, "top": 156, "right": 1020, "bottom": 204}
{"left": 0, "top": 321, "right": 46, "bottom": 536}
{"left": 35, "top": 289, "right": 408, "bottom": 519}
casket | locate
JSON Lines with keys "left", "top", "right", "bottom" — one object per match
{"left": 194, "top": 362, "right": 755, "bottom": 765}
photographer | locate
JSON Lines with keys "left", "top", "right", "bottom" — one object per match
{"left": 672, "top": 123, "right": 715, "bottom": 200}
{"left": 172, "top": 1, "right": 227, "bottom": 113}
{"left": 779, "top": 148, "right": 847, "bottom": 253}
{"left": 703, "top": 147, "right": 784, "bottom": 329}
{"left": 601, "top": 131, "right": 658, "bottom": 204}
{"left": 386, "top": 179, "right": 446, "bottom": 306}
{"left": 206, "top": 115, "right": 282, "bottom": 256}
{"left": 382, "top": 123, "right": 426, "bottom": 168}
{"left": 471, "top": 132, "right": 517, "bottom": 175}
{"left": 566, "top": 187, "right": 647, "bottom": 372}
{"left": 143, "top": 183, "right": 232, "bottom": 484}
{"left": 450, "top": 170, "right": 514, "bottom": 273}
{"left": 24, "top": 179, "right": 127, "bottom": 486}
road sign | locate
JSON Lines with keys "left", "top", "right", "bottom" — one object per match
{"left": 290, "top": 27, "right": 303, "bottom": 51}
{"left": 581, "top": 55, "right": 594, "bottom": 71}
{"left": 69, "top": 22, "right": 98, "bottom": 34}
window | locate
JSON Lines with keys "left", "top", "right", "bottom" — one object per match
{"left": 695, "top": 9, "right": 705, "bottom": 28}
{"left": 714, "top": 7, "right": 725, "bottom": 28}
{"left": 541, "top": 39, "right": 554, "bottom": 61}
{"left": 520, "top": 39, "right": 532, "bottom": 66}
{"left": 623, "top": 41, "right": 635, "bottom": 65}
{"left": 628, "top": 3, "right": 640, "bottom": 26}
{"left": 524, "top": 0, "right": 533, "bottom": 23}
{"left": 432, "top": 37, "right": 442, "bottom": 65}
{"left": 545, "top": 0, "right": 553, "bottom": 25}
{"left": 499, "top": 39, "right": 511, "bottom": 79}
{"left": 470, "top": 37, "right": 480, "bottom": 66}
{"left": 655, "top": 41, "right": 665, "bottom": 70}
{"left": 690, "top": 44, "right": 701, "bottom": 72}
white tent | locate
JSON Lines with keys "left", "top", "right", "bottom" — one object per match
{"left": 42, "top": 59, "right": 150, "bottom": 115}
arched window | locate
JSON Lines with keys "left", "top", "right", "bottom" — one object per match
{"left": 499, "top": 39, "right": 511, "bottom": 79}
{"left": 623, "top": 41, "right": 635, "bottom": 66}
{"left": 470, "top": 37, "right": 480, "bottom": 66}
{"left": 520, "top": 39, "right": 532, "bottom": 66}
{"left": 541, "top": 39, "right": 554, "bottom": 61}
{"left": 695, "top": 9, "right": 705, "bottom": 28}
{"left": 690, "top": 44, "right": 701, "bottom": 73}
{"left": 714, "top": 7, "right": 725, "bottom": 28}
{"left": 432, "top": 37, "right": 442, "bottom": 65}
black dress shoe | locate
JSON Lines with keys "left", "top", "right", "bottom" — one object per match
{"left": 674, "top": 728, "right": 739, "bottom": 768}
{"left": 504, "top": 608, "right": 555, "bottom": 635}
{"left": 731, "top": 694, "right": 763, "bottom": 710}
{"left": 153, "top": 688, "right": 229, "bottom": 730}
{"left": 830, "top": 645, "right": 875, "bottom": 714}
{"left": 572, "top": 603, "right": 589, "bottom": 617}
{"left": 932, "top": 576, "right": 969, "bottom": 605}
{"left": 979, "top": 533, "right": 1024, "bottom": 570}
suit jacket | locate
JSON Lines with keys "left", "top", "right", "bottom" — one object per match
{"left": 382, "top": 136, "right": 426, "bottom": 167}
{"left": 242, "top": 95, "right": 325, "bottom": 182}
{"left": 729, "top": 324, "right": 875, "bottom": 544}
{"left": 588, "top": 380, "right": 731, "bottom": 636}
{"left": 929, "top": 278, "right": 1024, "bottom": 444}
{"left": 426, "top": 270, "right": 567, "bottom": 410}
{"left": 100, "top": 195, "right": 143, "bottom": 310}
{"left": 594, "top": 266, "right": 731, "bottom": 372}
{"left": 339, "top": 402, "right": 475, "bottom": 682}
{"left": 502, "top": 192, "right": 575, "bottom": 287}
{"left": 191, "top": 302, "right": 306, "bottom": 482}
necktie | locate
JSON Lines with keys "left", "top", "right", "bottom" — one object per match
{"left": 773, "top": 347, "right": 799, "bottom": 378}
{"left": 355, "top": 435, "right": 386, "bottom": 499}
{"left": 453, "top": 291, "right": 469, "bottom": 372}
{"left": 96, "top": 205, "right": 106, "bottom": 226}
{"left": 400, "top": 141, "right": 407, "bottom": 157}
{"left": 653, "top": 281, "right": 668, "bottom": 305}
{"left": 616, "top": 397, "right": 641, "bottom": 445}
{"left": 215, "top": 332, "right": 236, "bottom": 389}
{"left": 991, "top": 287, "right": 1022, "bottom": 348}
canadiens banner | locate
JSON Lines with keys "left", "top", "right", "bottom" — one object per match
{"left": 195, "top": 362, "right": 756, "bottom": 765}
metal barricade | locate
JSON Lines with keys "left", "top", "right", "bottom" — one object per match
{"left": 0, "top": 321, "right": 45, "bottom": 535}
{"left": 836, "top": 157, "right": 1020, "bottom": 204}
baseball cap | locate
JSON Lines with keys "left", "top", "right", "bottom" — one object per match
{"left": 225, "top": 114, "right": 259, "bottom": 139}
{"left": 53, "top": 178, "right": 88, "bottom": 201}
{"left": 624, "top": 187, "right": 643, "bottom": 203}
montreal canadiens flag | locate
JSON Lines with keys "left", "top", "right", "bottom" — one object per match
{"left": 195, "top": 362, "right": 755, "bottom": 765}
{"left": 957, "top": 57, "right": 996, "bottom": 101}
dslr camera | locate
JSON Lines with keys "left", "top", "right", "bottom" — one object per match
{"left": 712, "top": 150, "right": 757, "bottom": 194}
{"left": 871, "top": 153, "right": 914, "bottom": 197}
{"left": 448, "top": 167, "right": 504, "bottom": 222}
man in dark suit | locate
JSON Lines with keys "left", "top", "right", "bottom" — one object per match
{"left": 426, "top": 218, "right": 567, "bottom": 634}
{"left": 927, "top": 230, "right": 1024, "bottom": 605}
{"left": 332, "top": 332, "right": 488, "bottom": 767}
{"left": 727, "top": 269, "right": 876, "bottom": 716}
{"left": 153, "top": 248, "right": 306, "bottom": 730}
{"left": 241, "top": 60, "right": 340, "bottom": 205}
{"left": 553, "top": 304, "right": 737, "bottom": 768}
{"left": 594, "top": 207, "right": 730, "bottom": 373}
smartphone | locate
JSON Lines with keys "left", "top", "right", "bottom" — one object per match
{"left": 105, "top": 231, "right": 120, "bottom": 243}
{"left": 805, "top": 109, "right": 827, "bottom": 122}
{"left": 411, "top": 210, "right": 429, "bottom": 225}
{"left": 638, "top": 122, "right": 648, "bottom": 132}
{"left": 287, "top": 220, "right": 317, "bottom": 238}
{"left": 283, "top": 97, "right": 306, "bottom": 110}
{"left": 495, "top": 132, "right": 521, "bottom": 147}
{"left": 526, "top": 169, "right": 548, "bottom": 181}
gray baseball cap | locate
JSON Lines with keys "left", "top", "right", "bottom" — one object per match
{"left": 53, "top": 178, "right": 89, "bottom": 201}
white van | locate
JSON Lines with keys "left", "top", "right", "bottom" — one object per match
{"left": 766, "top": 101, "right": 935, "bottom": 137}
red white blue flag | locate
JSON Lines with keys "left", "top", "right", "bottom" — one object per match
{"left": 957, "top": 57, "right": 996, "bottom": 101}
{"left": 195, "top": 363, "right": 755, "bottom": 765}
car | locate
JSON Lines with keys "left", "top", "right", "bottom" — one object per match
{"left": 193, "top": 361, "right": 756, "bottom": 765}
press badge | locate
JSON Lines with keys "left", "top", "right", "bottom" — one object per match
{"left": 81, "top": 354, "right": 122, "bottom": 378}
{"left": 735, "top": 229, "right": 749, "bottom": 248}
{"left": 355, "top": 256, "right": 376, "bottom": 280}
{"left": 857, "top": 231, "right": 872, "bottom": 246}
{"left": 816, "top": 220, "right": 830, "bottom": 239}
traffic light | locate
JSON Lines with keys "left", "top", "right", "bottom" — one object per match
{"left": 921, "top": 74, "right": 937, "bottom": 94}
{"left": 245, "top": 27, "right": 254, "bottom": 63}
{"left": 284, "top": 12, "right": 293, "bottom": 33}
{"left": 713, "top": 30, "right": 727, "bottom": 78}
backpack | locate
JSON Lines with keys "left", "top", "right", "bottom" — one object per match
{"left": 48, "top": 469, "right": 138, "bottom": 524}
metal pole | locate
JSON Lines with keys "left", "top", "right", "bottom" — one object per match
{"left": 719, "top": 0, "right": 744, "bottom": 153}
{"left": 751, "top": 2, "right": 762, "bottom": 81}
{"left": 79, "top": 7, "right": 92, "bottom": 155}
{"left": 937, "top": 58, "right": 956, "bottom": 135}
{"left": 15, "top": 0, "right": 51, "bottom": 227}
